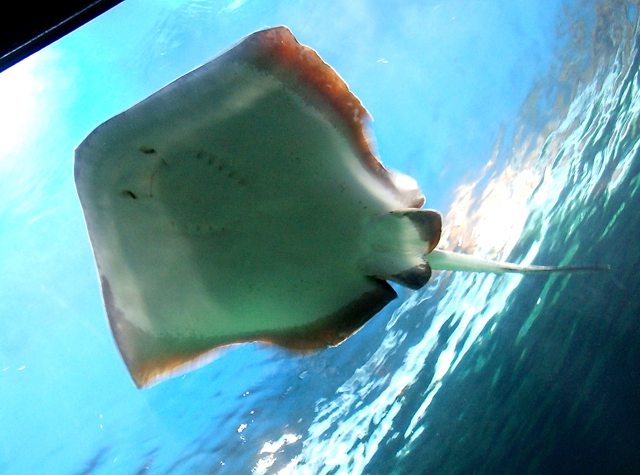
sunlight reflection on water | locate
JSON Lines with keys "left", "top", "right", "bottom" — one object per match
{"left": 255, "top": 6, "right": 640, "bottom": 474}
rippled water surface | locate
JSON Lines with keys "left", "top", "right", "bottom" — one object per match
{"left": 1, "top": 0, "right": 638, "bottom": 474}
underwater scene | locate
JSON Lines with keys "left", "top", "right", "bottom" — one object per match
{"left": 1, "top": 0, "right": 639, "bottom": 473}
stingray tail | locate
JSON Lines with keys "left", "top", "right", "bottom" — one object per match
{"left": 426, "top": 249, "right": 609, "bottom": 274}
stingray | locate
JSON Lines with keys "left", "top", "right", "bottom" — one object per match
{"left": 75, "top": 27, "right": 605, "bottom": 388}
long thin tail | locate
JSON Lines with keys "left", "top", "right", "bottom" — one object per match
{"left": 426, "top": 249, "right": 610, "bottom": 274}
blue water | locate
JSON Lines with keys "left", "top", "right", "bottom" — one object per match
{"left": 1, "top": 0, "right": 639, "bottom": 474}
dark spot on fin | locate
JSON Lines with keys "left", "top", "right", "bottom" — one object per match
{"left": 388, "top": 262, "right": 432, "bottom": 290}
{"left": 263, "top": 278, "right": 397, "bottom": 351}
{"left": 122, "top": 190, "right": 138, "bottom": 199}
{"left": 139, "top": 146, "right": 156, "bottom": 154}
{"left": 394, "top": 209, "right": 442, "bottom": 252}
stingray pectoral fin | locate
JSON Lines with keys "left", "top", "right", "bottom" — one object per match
{"left": 103, "top": 274, "right": 397, "bottom": 388}
{"left": 262, "top": 278, "right": 397, "bottom": 351}
{"left": 426, "top": 249, "right": 610, "bottom": 274}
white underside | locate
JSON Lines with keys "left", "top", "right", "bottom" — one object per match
{"left": 75, "top": 63, "right": 417, "bottom": 353}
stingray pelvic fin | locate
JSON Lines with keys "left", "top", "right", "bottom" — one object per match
{"left": 360, "top": 209, "right": 441, "bottom": 285}
{"left": 392, "top": 209, "right": 442, "bottom": 254}
{"left": 388, "top": 262, "right": 432, "bottom": 290}
{"left": 426, "top": 249, "right": 610, "bottom": 274}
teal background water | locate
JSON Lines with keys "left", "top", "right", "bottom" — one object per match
{"left": 1, "top": 0, "right": 638, "bottom": 473}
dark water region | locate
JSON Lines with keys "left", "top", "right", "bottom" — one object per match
{"left": 398, "top": 172, "right": 640, "bottom": 475}
{"left": 382, "top": 7, "right": 640, "bottom": 474}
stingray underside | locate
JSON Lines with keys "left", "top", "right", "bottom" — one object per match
{"left": 75, "top": 27, "right": 439, "bottom": 387}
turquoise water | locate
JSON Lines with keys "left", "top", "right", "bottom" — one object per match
{"left": 1, "top": 0, "right": 638, "bottom": 473}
